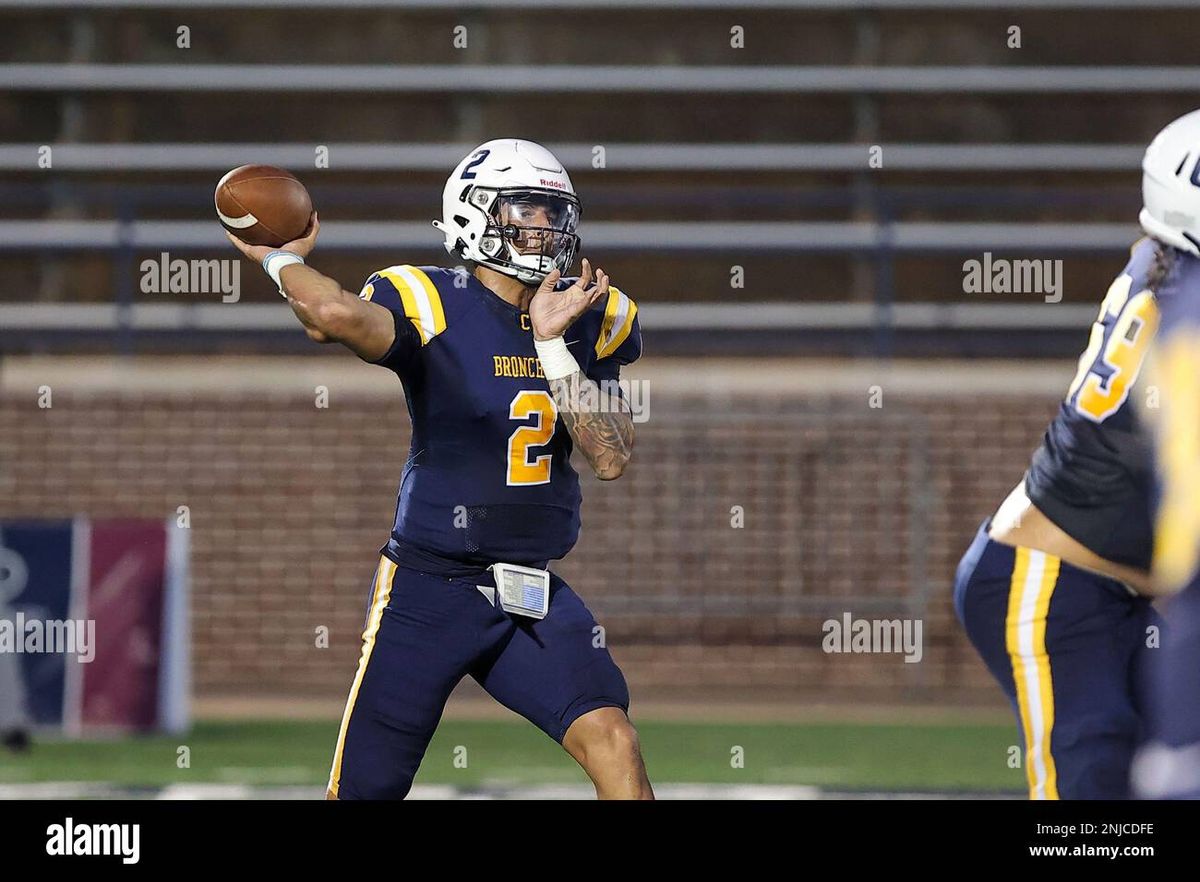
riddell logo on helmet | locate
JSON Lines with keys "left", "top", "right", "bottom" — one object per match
{"left": 540, "top": 178, "right": 567, "bottom": 190}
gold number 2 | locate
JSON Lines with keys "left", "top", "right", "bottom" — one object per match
{"left": 507, "top": 390, "right": 557, "bottom": 486}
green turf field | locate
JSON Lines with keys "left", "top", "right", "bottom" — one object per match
{"left": 0, "top": 719, "right": 1026, "bottom": 794}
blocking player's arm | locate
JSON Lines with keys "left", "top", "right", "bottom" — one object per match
{"left": 530, "top": 261, "right": 638, "bottom": 481}
{"left": 224, "top": 214, "right": 407, "bottom": 364}
{"left": 1151, "top": 325, "right": 1200, "bottom": 595}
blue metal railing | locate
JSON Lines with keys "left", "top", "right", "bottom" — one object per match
{"left": 0, "top": 180, "right": 1143, "bottom": 356}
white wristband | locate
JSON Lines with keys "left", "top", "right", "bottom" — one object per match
{"left": 534, "top": 336, "right": 581, "bottom": 381}
{"left": 262, "top": 250, "right": 305, "bottom": 297}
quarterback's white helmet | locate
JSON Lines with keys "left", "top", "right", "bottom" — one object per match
{"left": 1140, "top": 109, "right": 1200, "bottom": 257}
{"left": 432, "top": 138, "right": 581, "bottom": 284}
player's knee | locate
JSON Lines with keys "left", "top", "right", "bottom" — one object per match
{"left": 600, "top": 719, "right": 641, "bottom": 762}
{"left": 569, "top": 708, "right": 642, "bottom": 766}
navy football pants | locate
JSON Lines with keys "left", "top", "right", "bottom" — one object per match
{"left": 954, "top": 520, "right": 1157, "bottom": 799}
{"left": 328, "top": 556, "right": 630, "bottom": 799}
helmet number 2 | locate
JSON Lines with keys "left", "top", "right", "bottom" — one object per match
{"left": 461, "top": 150, "right": 491, "bottom": 180}
{"left": 507, "top": 390, "right": 557, "bottom": 486}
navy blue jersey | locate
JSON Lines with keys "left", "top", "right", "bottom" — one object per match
{"left": 1025, "top": 238, "right": 1163, "bottom": 570}
{"left": 1148, "top": 247, "right": 1200, "bottom": 592}
{"left": 357, "top": 265, "right": 641, "bottom": 566}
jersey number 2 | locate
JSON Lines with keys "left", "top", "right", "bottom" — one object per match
{"left": 507, "top": 390, "right": 557, "bottom": 486}
{"left": 1066, "top": 274, "right": 1159, "bottom": 423}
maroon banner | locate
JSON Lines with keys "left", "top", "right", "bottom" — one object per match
{"left": 79, "top": 520, "right": 168, "bottom": 730}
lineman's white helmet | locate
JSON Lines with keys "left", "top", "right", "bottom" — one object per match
{"left": 1140, "top": 109, "right": 1200, "bottom": 257}
{"left": 432, "top": 139, "right": 582, "bottom": 284}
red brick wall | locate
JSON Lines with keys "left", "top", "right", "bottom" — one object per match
{"left": 0, "top": 368, "right": 1058, "bottom": 702}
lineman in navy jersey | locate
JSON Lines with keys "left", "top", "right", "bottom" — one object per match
{"left": 226, "top": 139, "right": 653, "bottom": 799}
{"left": 954, "top": 237, "right": 1166, "bottom": 799}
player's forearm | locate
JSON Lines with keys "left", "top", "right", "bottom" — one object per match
{"left": 277, "top": 264, "right": 362, "bottom": 343}
{"left": 548, "top": 371, "right": 634, "bottom": 480}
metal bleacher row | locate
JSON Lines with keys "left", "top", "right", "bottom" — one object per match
{"left": 0, "top": 0, "right": 1196, "bottom": 355}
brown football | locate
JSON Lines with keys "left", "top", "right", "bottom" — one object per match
{"left": 215, "top": 165, "right": 313, "bottom": 247}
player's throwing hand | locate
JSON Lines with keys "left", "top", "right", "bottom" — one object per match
{"left": 224, "top": 211, "right": 320, "bottom": 265}
{"left": 529, "top": 258, "right": 608, "bottom": 341}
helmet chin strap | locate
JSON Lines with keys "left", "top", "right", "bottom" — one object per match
{"left": 503, "top": 242, "right": 554, "bottom": 284}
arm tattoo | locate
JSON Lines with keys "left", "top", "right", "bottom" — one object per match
{"left": 547, "top": 370, "right": 634, "bottom": 480}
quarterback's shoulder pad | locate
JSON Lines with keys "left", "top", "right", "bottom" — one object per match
{"left": 564, "top": 281, "right": 641, "bottom": 364}
{"left": 358, "top": 265, "right": 468, "bottom": 346}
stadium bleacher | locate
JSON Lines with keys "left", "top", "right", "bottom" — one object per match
{"left": 2, "top": 0, "right": 1197, "bottom": 356}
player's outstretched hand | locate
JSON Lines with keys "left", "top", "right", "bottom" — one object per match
{"left": 529, "top": 258, "right": 608, "bottom": 341}
{"left": 224, "top": 211, "right": 320, "bottom": 265}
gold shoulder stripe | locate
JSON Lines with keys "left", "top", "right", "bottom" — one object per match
{"left": 596, "top": 286, "right": 637, "bottom": 359}
{"left": 375, "top": 265, "right": 448, "bottom": 346}
{"left": 603, "top": 298, "right": 637, "bottom": 358}
{"left": 376, "top": 267, "right": 427, "bottom": 344}
{"left": 406, "top": 266, "right": 448, "bottom": 339}
{"left": 595, "top": 287, "right": 621, "bottom": 357}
